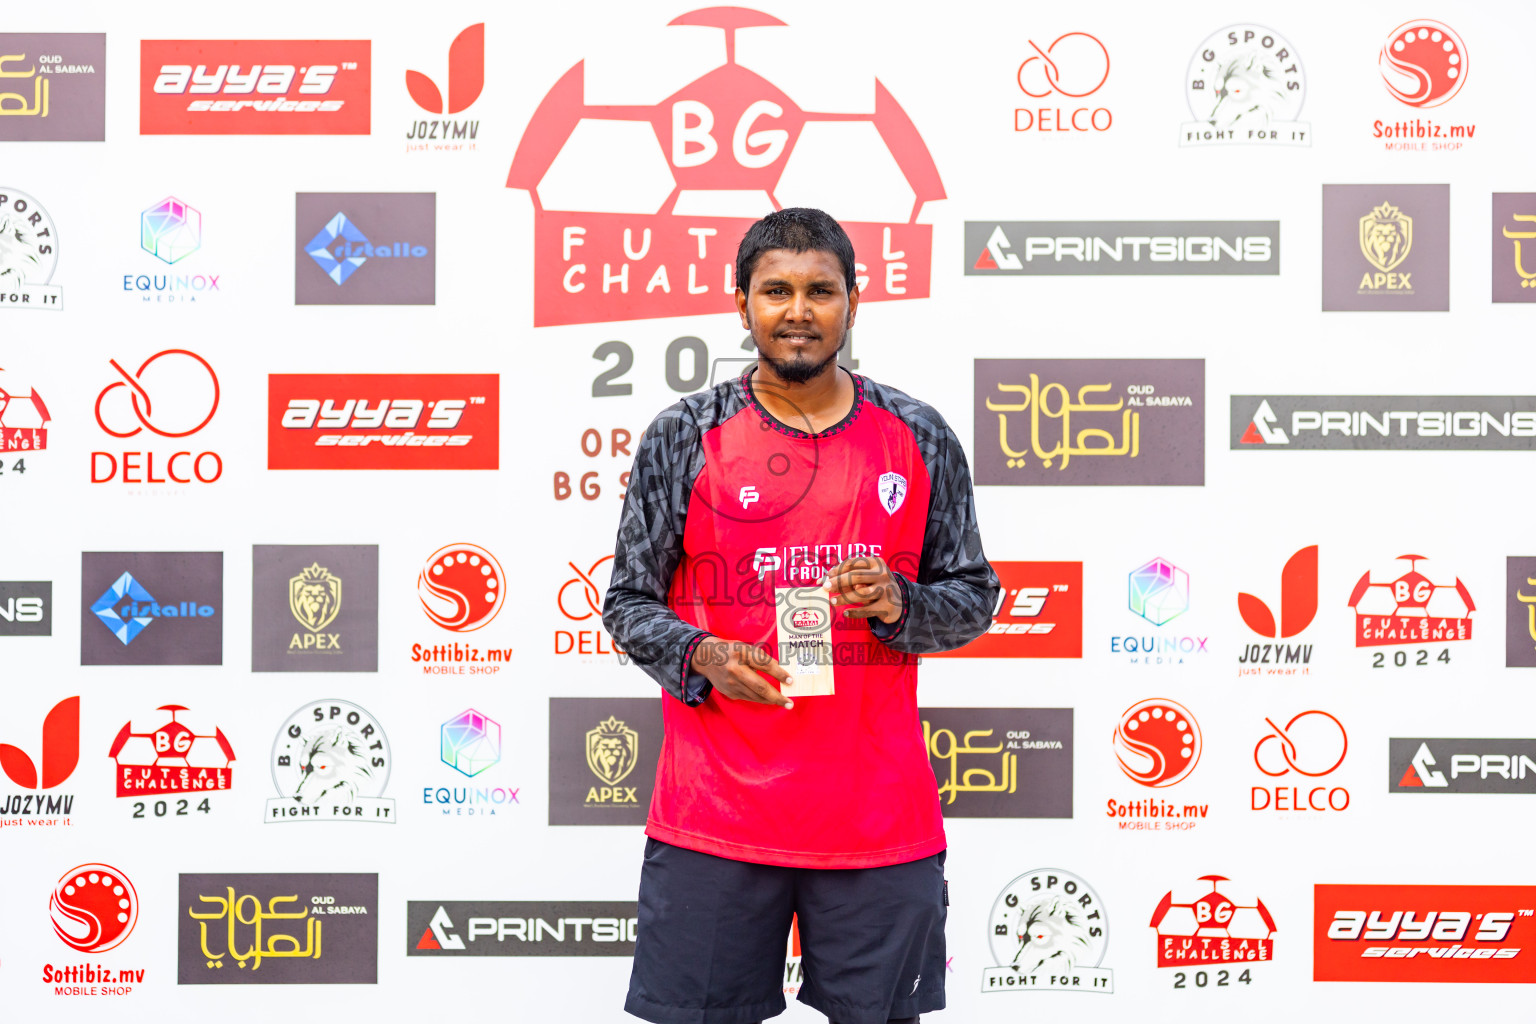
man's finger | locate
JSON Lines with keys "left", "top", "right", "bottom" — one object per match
{"left": 732, "top": 666, "right": 792, "bottom": 707}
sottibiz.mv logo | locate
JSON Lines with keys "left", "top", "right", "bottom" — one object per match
{"left": 268, "top": 374, "right": 498, "bottom": 470}
{"left": 1315, "top": 884, "right": 1535, "bottom": 983}
{"left": 505, "top": 7, "right": 943, "bottom": 326}
{"left": 928, "top": 561, "right": 1081, "bottom": 659}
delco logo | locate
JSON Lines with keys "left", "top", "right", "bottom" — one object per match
{"left": 267, "top": 374, "right": 499, "bottom": 470}
{"left": 505, "top": 7, "right": 943, "bottom": 326}
{"left": 139, "top": 40, "right": 370, "bottom": 135}
{"left": 1314, "top": 884, "right": 1536, "bottom": 983}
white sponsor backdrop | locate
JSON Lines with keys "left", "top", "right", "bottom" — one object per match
{"left": 3, "top": 0, "right": 1535, "bottom": 1020}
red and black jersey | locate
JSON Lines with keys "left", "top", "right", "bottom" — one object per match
{"left": 603, "top": 367, "right": 997, "bottom": 869}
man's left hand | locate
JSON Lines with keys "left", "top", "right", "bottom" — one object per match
{"left": 822, "top": 556, "right": 903, "bottom": 625}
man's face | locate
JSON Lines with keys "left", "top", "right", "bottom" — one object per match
{"left": 737, "top": 248, "right": 858, "bottom": 384}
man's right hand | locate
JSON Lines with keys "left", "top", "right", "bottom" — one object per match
{"left": 691, "top": 636, "right": 795, "bottom": 709}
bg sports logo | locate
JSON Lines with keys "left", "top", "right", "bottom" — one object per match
{"left": 1314, "top": 884, "right": 1535, "bottom": 983}
{"left": 268, "top": 374, "right": 498, "bottom": 470}
{"left": 140, "top": 40, "right": 370, "bottom": 134}
{"left": 505, "top": 6, "right": 943, "bottom": 326}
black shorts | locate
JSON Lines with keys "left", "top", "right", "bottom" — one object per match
{"left": 625, "top": 838, "right": 946, "bottom": 1024}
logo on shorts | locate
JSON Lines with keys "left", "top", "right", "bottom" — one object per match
{"left": 983, "top": 868, "right": 1113, "bottom": 993}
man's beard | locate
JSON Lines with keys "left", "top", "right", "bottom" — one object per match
{"left": 757, "top": 332, "right": 846, "bottom": 385}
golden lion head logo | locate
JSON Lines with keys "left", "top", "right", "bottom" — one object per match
{"left": 585, "top": 715, "right": 638, "bottom": 785}
{"left": 1359, "top": 201, "right": 1413, "bottom": 273}
{"left": 288, "top": 562, "right": 342, "bottom": 632}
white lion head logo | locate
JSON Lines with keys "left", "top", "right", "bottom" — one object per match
{"left": 293, "top": 727, "right": 374, "bottom": 804}
{"left": 1010, "top": 895, "right": 1094, "bottom": 973}
{"left": 0, "top": 209, "right": 44, "bottom": 283}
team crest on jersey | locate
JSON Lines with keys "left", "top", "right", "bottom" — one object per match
{"left": 878, "top": 472, "right": 907, "bottom": 515}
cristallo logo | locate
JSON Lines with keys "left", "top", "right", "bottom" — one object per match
{"left": 505, "top": 7, "right": 943, "bottom": 326}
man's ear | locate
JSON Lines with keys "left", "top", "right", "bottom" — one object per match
{"left": 846, "top": 284, "right": 859, "bottom": 329}
{"left": 736, "top": 287, "right": 751, "bottom": 330}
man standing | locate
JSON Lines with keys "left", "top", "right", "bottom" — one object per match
{"left": 604, "top": 208, "right": 998, "bottom": 1024}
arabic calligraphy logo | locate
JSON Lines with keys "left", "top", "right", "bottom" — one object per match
{"left": 108, "top": 704, "right": 235, "bottom": 797}
{"left": 0, "top": 52, "right": 51, "bottom": 118}
{"left": 441, "top": 708, "right": 500, "bottom": 778}
{"left": 1379, "top": 20, "right": 1466, "bottom": 108}
{"left": 94, "top": 349, "right": 220, "bottom": 439}
{"left": 1359, "top": 202, "right": 1413, "bottom": 273}
{"left": 0, "top": 188, "right": 59, "bottom": 286}
{"left": 1503, "top": 212, "right": 1536, "bottom": 290}
{"left": 1149, "top": 875, "right": 1276, "bottom": 967}
{"left": 141, "top": 196, "right": 201, "bottom": 264}
{"left": 1521, "top": 577, "right": 1536, "bottom": 643}
{"left": 558, "top": 554, "right": 613, "bottom": 621}
{"left": 406, "top": 23, "right": 484, "bottom": 114}
{"left": 1237, "top": 545, "right": 1318, "bottom": 639}
{"left": 925, "top": 721, "right": 1016, "bottom": 806}
{"left": 51, "top": 863, "right": 138, "bottom": 953}
{"left": 0, "top": 695, "right": 79, "bottom": 789}
{"left": 1254, "top": 711, "right": 1347, "bottom": 777}
{"left": 189, "top": 888, "right": 319, "bottom": 970}
{"left": 289, "top": 563, "right": 342, "bottom": 633}
{"left": 1129, "top": 558, "right": 1190, "bottom": 625}
{"left": 586, "top": 715, "right": 638, "bottom": 787}
{"left": 1017, "top": 33, "right": 1110, "bottom": 98}
{"left": 987, "top": 373, "right": 1139, "bottom": 471}
{"left": 1114, "top": 698, "right": 1201, "bottom": 788}
{"left": 418, "top": 543, "right": 504, "bottom": 632}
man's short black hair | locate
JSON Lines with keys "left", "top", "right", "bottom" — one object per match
{"left": 736, "top": 207, "right": 857, "bottom": 295}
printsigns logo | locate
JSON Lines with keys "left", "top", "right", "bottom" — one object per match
{"left": 1151, "top": 876, "right": 1274, "bottom": 967}
{"left": 179, "top": 873, "right": 378, "bottom": 983}
{"left": 1013, "top": 32, "right": 1111, "bottom": 133}
{"left": 108, "top": 705, "right": 234, "bottom": 801}
{"left": 1323, "top": 184, "right": 1449, "bottom": 311}
{"left": 1391, "top": 739, "right": 1536, "bottom": 794}
{"left": 1252, "top": 711, "right": 1349, "bottom": 813}
{"left": 974, "top": 359, "right": 1204, "bottom": 485}
{"left": 1508, "top": 557, "right": 1536, "bottom": 667}
{"left": 983, "top": 869, "right": 1112, "bottom": 993}
{"left": 922, "top": 708, "right": 1071, "bottom": 818}
{"left": 295, "top": 193, "right": 435, "bottom": 305}
{"left": 505, "top": 7, "right": 943, "bottom": 326}
{"left": 0, "top": 368, "right": 50, "bottom": 453}
{"left": 0, "top": 34, "right": 105, "bottom": 141}
{"left": 252, "top": 545, "right": 378, "bottom": 672}
{"left": 81, "top": 553, "right": 223, "bottom": 666}
{"left": 405, "top": 23, "right": 483, "bottom": 151}
{"left": 268, "top": 374, "right": 498, "bottom": 470}
{"left": 1493, "top": 194, "right": 1536, "bottom": 302}
{"left": 52, "top": 864, "right": 138, "bottom": 953}
{"left": 266, "top": 700, "right": 394, "bottom": 823}
{"left": 140, "top": 40, "right": 370, "bottom": 135}
{"left": 0, "top": 188, "right": 62, "bottom": 309}
{"left": 1314, "top": 884, "right": 1535, "bottom": 983}
{"left": 1233, "top": 395, "right": 1536, "bottom": 451}
{"left": 965, "top": 222, "right": 1278, "bottom": 276}
{"left": 406, "top": 901, "right": 638, "bottom": 956}
{"left": 0, "top": 580, "right": 51, "bottom": 635}
{"left": 1114, "top": 699, "right": 1200, "bottom": 789}
{"left": 549, "top": 698, "right": 661, "bottom": 825}
{"left": 1181, "top": 26, "right": 1308, "bottom": 147}
{"left": 1348, "top": 554, "right": 1472, "bottom": 652}
{"left": 929, "top": 561, "right": 1081, "bottom": 658}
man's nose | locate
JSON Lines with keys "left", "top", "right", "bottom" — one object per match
{"left": 789, "top": 291, "right": 812, "bottom": 319}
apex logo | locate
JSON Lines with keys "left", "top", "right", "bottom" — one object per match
{"left": 406, "top": 24, "right": 483, "bottom": 115}
{"left": 1238, "top": 546, "right": 1317, "bottom": 638}
{"left": 0, "top": 696, "right": 79, "bottom": 788}
{"left": 1239, "top": 400, "right": 1288, "bottom": 444}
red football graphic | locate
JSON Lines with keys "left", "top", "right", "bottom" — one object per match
{"left": 418, "top": 543, "right": 505, "bottom": 632}
{"left": 50, "top": 864, "right": 138, "bottom": 953}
